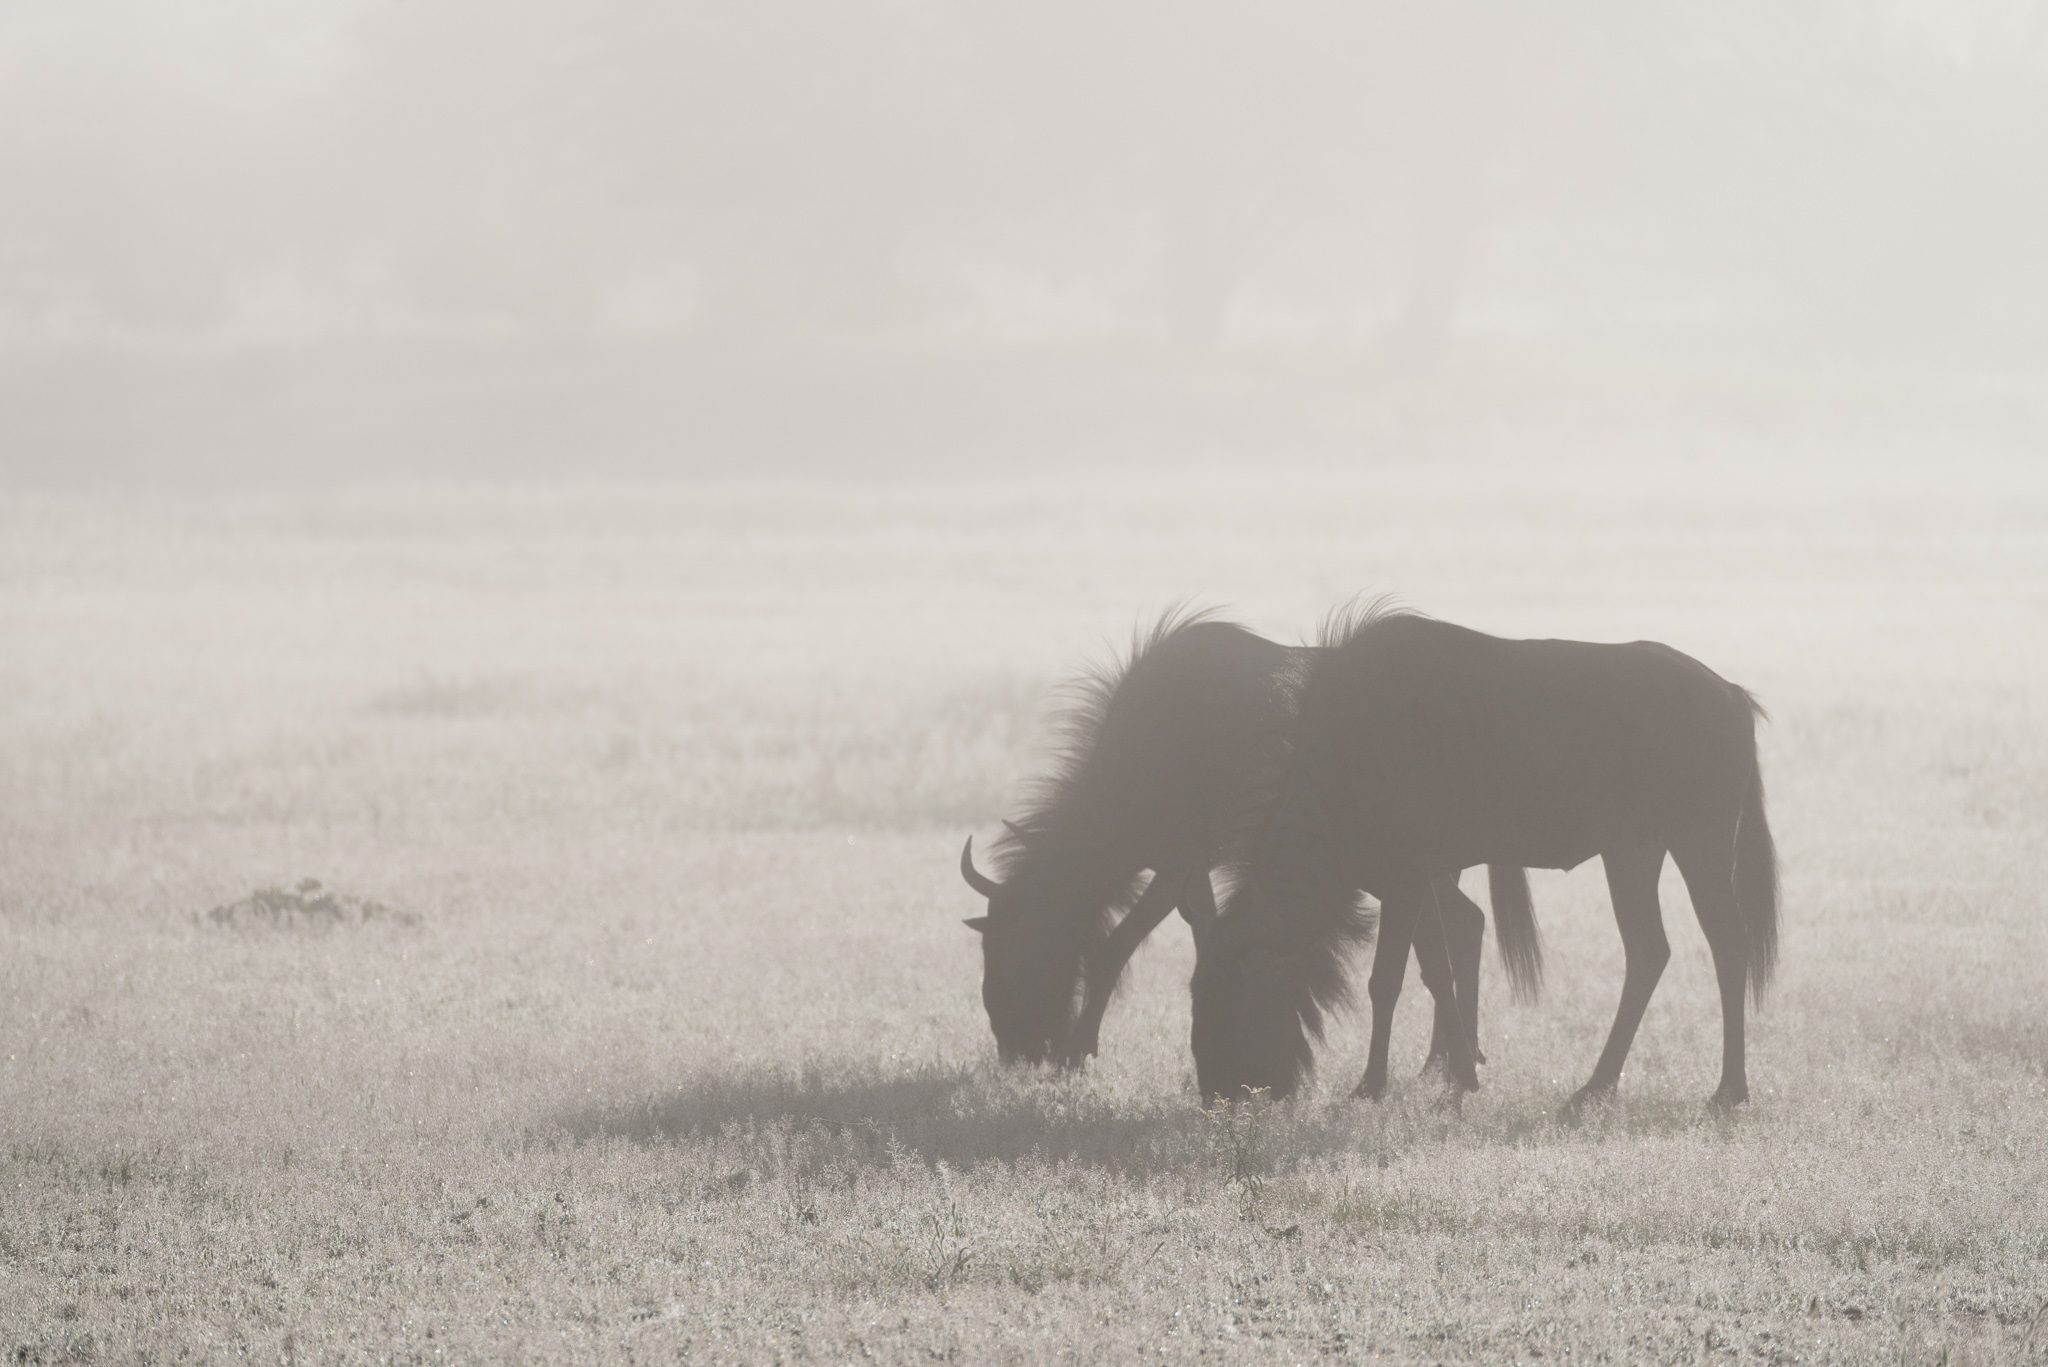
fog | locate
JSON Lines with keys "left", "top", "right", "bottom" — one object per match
{"left": 4, "top": 0, "right": 2045, "bottom": 485}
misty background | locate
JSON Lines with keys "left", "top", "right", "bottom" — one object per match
{"left": 4, "top": 0, "right": 2046, "bottom": 486}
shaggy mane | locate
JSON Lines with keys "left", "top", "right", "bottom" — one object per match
{"left": 1192, "top": 600, "right": 1401, "bottom": 1100}
{"left": 989, "top": 603, "right": 1239, "bottom": 884}
{"left": 1313, "top": 592, "right": 1417, "bottom": 651}
{"left": 1196, "top": 590, "right": 1433, "bottom": 1098}
{"left": 1209, "top": 592, "right": 1414, "bottom": 858}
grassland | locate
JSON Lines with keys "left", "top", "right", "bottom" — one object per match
{"left": 2, "top": 430, "right": 2046, "bottom": 1363}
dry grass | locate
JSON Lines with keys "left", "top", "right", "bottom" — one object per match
{"left": 2, "top": 437, "right": 2046, "bottom": 1363}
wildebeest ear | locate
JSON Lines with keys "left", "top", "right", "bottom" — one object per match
{"left": 962, "top": 916, "right": 991, "bottom": 933}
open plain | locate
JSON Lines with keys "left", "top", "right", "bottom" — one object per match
{"left": 3, "top": 424, "right": 2046, "bottom": 1363}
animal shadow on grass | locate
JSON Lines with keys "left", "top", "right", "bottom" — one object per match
{"left": 549, "top": 1062, "right": 1700, "bottom": 1178}
{"left": 554, "top": 1063, "right": 1210, "bottom": 1177}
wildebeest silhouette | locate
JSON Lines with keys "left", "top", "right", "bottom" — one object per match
{"left": 1191, "top": 604, "right": 1777, "bottom": 1112}
{"left": 959, "top": 609, "right": 1530, "bottom": 1080}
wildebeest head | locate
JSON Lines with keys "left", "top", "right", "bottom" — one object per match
{"left": 960, "top": 836, "right": 1084, "bottom": 1065}
{"left": 1189, "top": 943, "right": 1317, "bottom": 1105}
{"left": 1188, "top": 880, "right": 1329, "bottom": 1105}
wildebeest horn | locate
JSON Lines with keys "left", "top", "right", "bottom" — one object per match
{"left": 960, "top": 836, "right": 1001, "bottom": 898}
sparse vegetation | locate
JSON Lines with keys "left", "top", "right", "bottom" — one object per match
{"left": 1206, "top": 1091, "right": 1273, "bottom": 1219}
{"left": 2, "top": 448, "right": 2045, "bottom": 1362}
{"left": 206, "top": 877, "right": 418, "bottom": 929}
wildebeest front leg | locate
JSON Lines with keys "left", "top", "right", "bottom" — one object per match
{"left": 1177, "top": 866, "right": 1218, "bottom": 942}
{"left": 1568, "top": 845, "right": 1671, "bottom": 1114}
{"left": 1352, "top": 884, "right": 1422, "bottom": 1101}
{"left": 1411, "top": 882, "right": 1481, "bottom": 1093}
{"left": 1423, "top": 874, "right": 1488, "bottom": 1071}
{"left": 1067, "top": 871, "right": 1184, "bottom": 1066}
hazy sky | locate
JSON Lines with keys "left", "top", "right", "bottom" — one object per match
{"left": 5, "top": 0, "right": 2039, "bottom": 339}
{"left": 3, "top": 2, "right": 2043, "bottom": 482}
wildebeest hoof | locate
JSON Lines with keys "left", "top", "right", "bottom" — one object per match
{"left": 1561, "top": 1083, "right": 1613, "bottom": 1122}
{"left": 1420, "top": 1055, "right": 1482, "bottom": 1093}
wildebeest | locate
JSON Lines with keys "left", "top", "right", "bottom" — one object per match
{"left": 959, "top": 609, "right": 1526, "bottom": 1081}
{"left": 1192, "top": 604, "right": 1777, "bottom": 1111}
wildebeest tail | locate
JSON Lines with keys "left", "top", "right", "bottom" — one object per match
{"left": 1735, "top": 696, "right": 1779, "bottom": 1006}
{"left": 1487, "top": 863, "right": 1543, "bottom": 1004}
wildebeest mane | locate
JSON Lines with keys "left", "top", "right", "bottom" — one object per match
{"left": 1201, "top": 594, "right": 1416, "bottom": 885}
{"left": 1211, "top": 590, "right": 1417, "bottom": 917}
{"left": 987, "top": 603, "right": 1237, "bottom": 911}
{"left": 1194, "top": 605, "right": 1400, "bottom": 1100}
{"left": 1314, "top": 592, "right": 1418, "bottom": 651}
{"left": 1314, "top": 596, "right": 1557, "bottom": 1001}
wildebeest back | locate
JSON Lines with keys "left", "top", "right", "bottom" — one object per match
{"left": 1311, "top": 616, "right": 1758, "bottom": 885}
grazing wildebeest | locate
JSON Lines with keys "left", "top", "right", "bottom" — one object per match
{"left": 1191, "top": 605, "right": 1777, "bottom": 1111}
{"left": 959, "top": 609, "right": 1529, "bottom": 1080}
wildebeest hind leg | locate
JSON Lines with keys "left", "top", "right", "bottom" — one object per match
{"left": 1352, "top": 887, "right": 1420, "bottom": 1101}
{"left": 1424, "top": 876, "right": 1487, "bottom": 1070}
{"left": 1568, "top": 846, "right": 1670, "bottom": 1114}
{"left": 1671, "top": 832, "right": 1750, "bottom": 1108}
{"left": 1069, "top": 871, "right": 1183, "bottom": 1066}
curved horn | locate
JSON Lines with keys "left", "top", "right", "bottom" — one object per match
{"left": 960, "top": 836, "right": 1002, "bottom": 899}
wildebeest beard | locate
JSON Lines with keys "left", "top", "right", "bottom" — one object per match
{"left": 1191, "top": 859, "right": 1374, "bottom": 1104}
